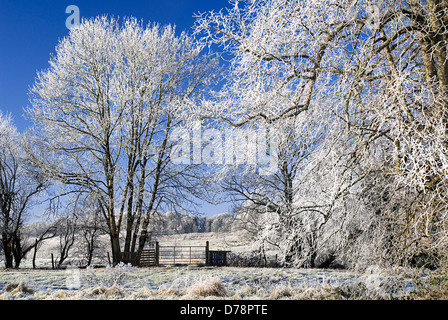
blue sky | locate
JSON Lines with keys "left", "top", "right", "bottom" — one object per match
{"left": 0, "top": 0, "right": 232, "bottom": 217}
{"left": 0, "top": 0, "right": 230, "bottom": 131}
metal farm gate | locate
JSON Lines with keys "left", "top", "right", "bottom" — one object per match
{"left": 119, "top": 241, "right": 230, "bottom": 267}
{"left": 208, "top": 250, "right": 230, "bottom": 266}
{"left": 158, "top": 244, "right": 207, "bottom": 265}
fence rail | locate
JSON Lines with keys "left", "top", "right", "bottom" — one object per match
{"left": 138, "top": 248, "right": 158, "bottom": 267}
{"left": 158, "top": 245, "right": 206, "bottom": 265}
{"left": 118, "top": 241, "right": 229, "bottom": 267}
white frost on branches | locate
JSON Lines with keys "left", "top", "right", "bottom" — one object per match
{"left": 195, "top": 0, "right": 448, "bottom": 269}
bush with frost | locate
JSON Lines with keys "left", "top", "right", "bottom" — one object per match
{"left": 84, "top": 262, "right": 135, "bottom": 288}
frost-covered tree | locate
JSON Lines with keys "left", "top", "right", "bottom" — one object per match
{"left": 195, "top": 0, "right": 448, "bottom": 267}
{"left": 0, "top": 112, "right": 48, "bottom": 268}
{"left": 227, "top": 108, "right": 355, "bottom": 267}
{"left": 75, "top": 196, "right": 108, "bottom": 267}
{"left": 54, "top": 214, "right": 78, "bottom": 268}
{"left": 26, "top": 17, "right": 218, "bottom": 263}
{"left": 27, "top": 221, "right": 58, "bottom": 269}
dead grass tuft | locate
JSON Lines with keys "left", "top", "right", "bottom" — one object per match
{"left": 133, "top": 286, "right": 155, "bottom": 298}
{"left": 87, "top": 286, "right": 123, "bottom": 297}
{"left": 158, "top": 285, "right": 182, "bottom": 297}
{"left": 2, "top": 282, "right": 34, "bottom": 296}
{"left": 186, "top": 276, "right": 226, "bottom": 297}
{"left": 269, "top": 285, "right": 293, "bottom": 299}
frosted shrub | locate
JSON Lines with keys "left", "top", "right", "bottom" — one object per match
{"left": 84, "top": 262, "right": 135, "bottom": 288}
{"left": 193, "top": 0, "right": 448, "bottom": 270}
{"left": 227, "top": 251, "right": 279, "bottom": 267}
{"left": 105, "top": 262, "right": 135, "bottom": 287}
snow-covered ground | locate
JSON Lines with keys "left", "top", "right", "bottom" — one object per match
{"left": 0, "top": 230, "right": 424, "bottom": 300}
{"left": 0, "top": 264, "right": 418, "bottom": 300}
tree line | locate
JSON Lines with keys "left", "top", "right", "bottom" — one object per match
{"left": 0, "top": 196, "right": 233, "bottom": 268}
{"left": 2, "top": 0, "right": 448, "bottom": 270}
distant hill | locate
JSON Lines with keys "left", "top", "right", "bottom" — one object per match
{"left": 148, "top": 211, "right": 235, "bottom": 235}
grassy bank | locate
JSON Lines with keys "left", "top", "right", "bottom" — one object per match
{"left": 0, "top": 264, "right": 425, "bottom": 300}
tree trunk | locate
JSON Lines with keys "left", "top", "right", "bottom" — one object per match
{"left": 123, "top": 181, "right": 134, "bottom": 254}
{"left": 107, "top": 175, "right": 121, "bottom": 264}
{"left": 109, "top": 230, "right": 121, "bottom": 265}
{"left": 12, "top": 235, "right": 23, "bottom": 269}
{"left": 99, "top": 199, "right": 121, "bottom": 265}
{"left": 32, "top": 240, "right": 38, "bottom": 269}
{"left": 108, "top": 219, "right": 121, "bottom": 264}
{"left": 86, "top": 236, "right": 95, "bottom": 266}
{"left": 136, "top": 116, "right": 172, "bottom": 255}
{"left": 284, "top": 234, "right": 302, "bottom": 267}
{"left": 2, "top": 235, "right": 13, "bottom": 269}
{"left": 130, "top": 156, "right": 148, "bottom": 253}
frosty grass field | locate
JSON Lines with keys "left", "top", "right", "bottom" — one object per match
{"left": 0, "top": 231, "right": 425, "bottom": 300}
{"left": 0, "top": 264, "right": 419, "bottom": 300}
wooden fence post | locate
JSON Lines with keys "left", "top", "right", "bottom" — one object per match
{"left": 205, "top": 241, "right": 210, "bottom": 266}
{"left": 155, "top": 242, "right": 159, "bottom": 266}
{"left": 51, "top": 253, "right": 54, "bottom": 270}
